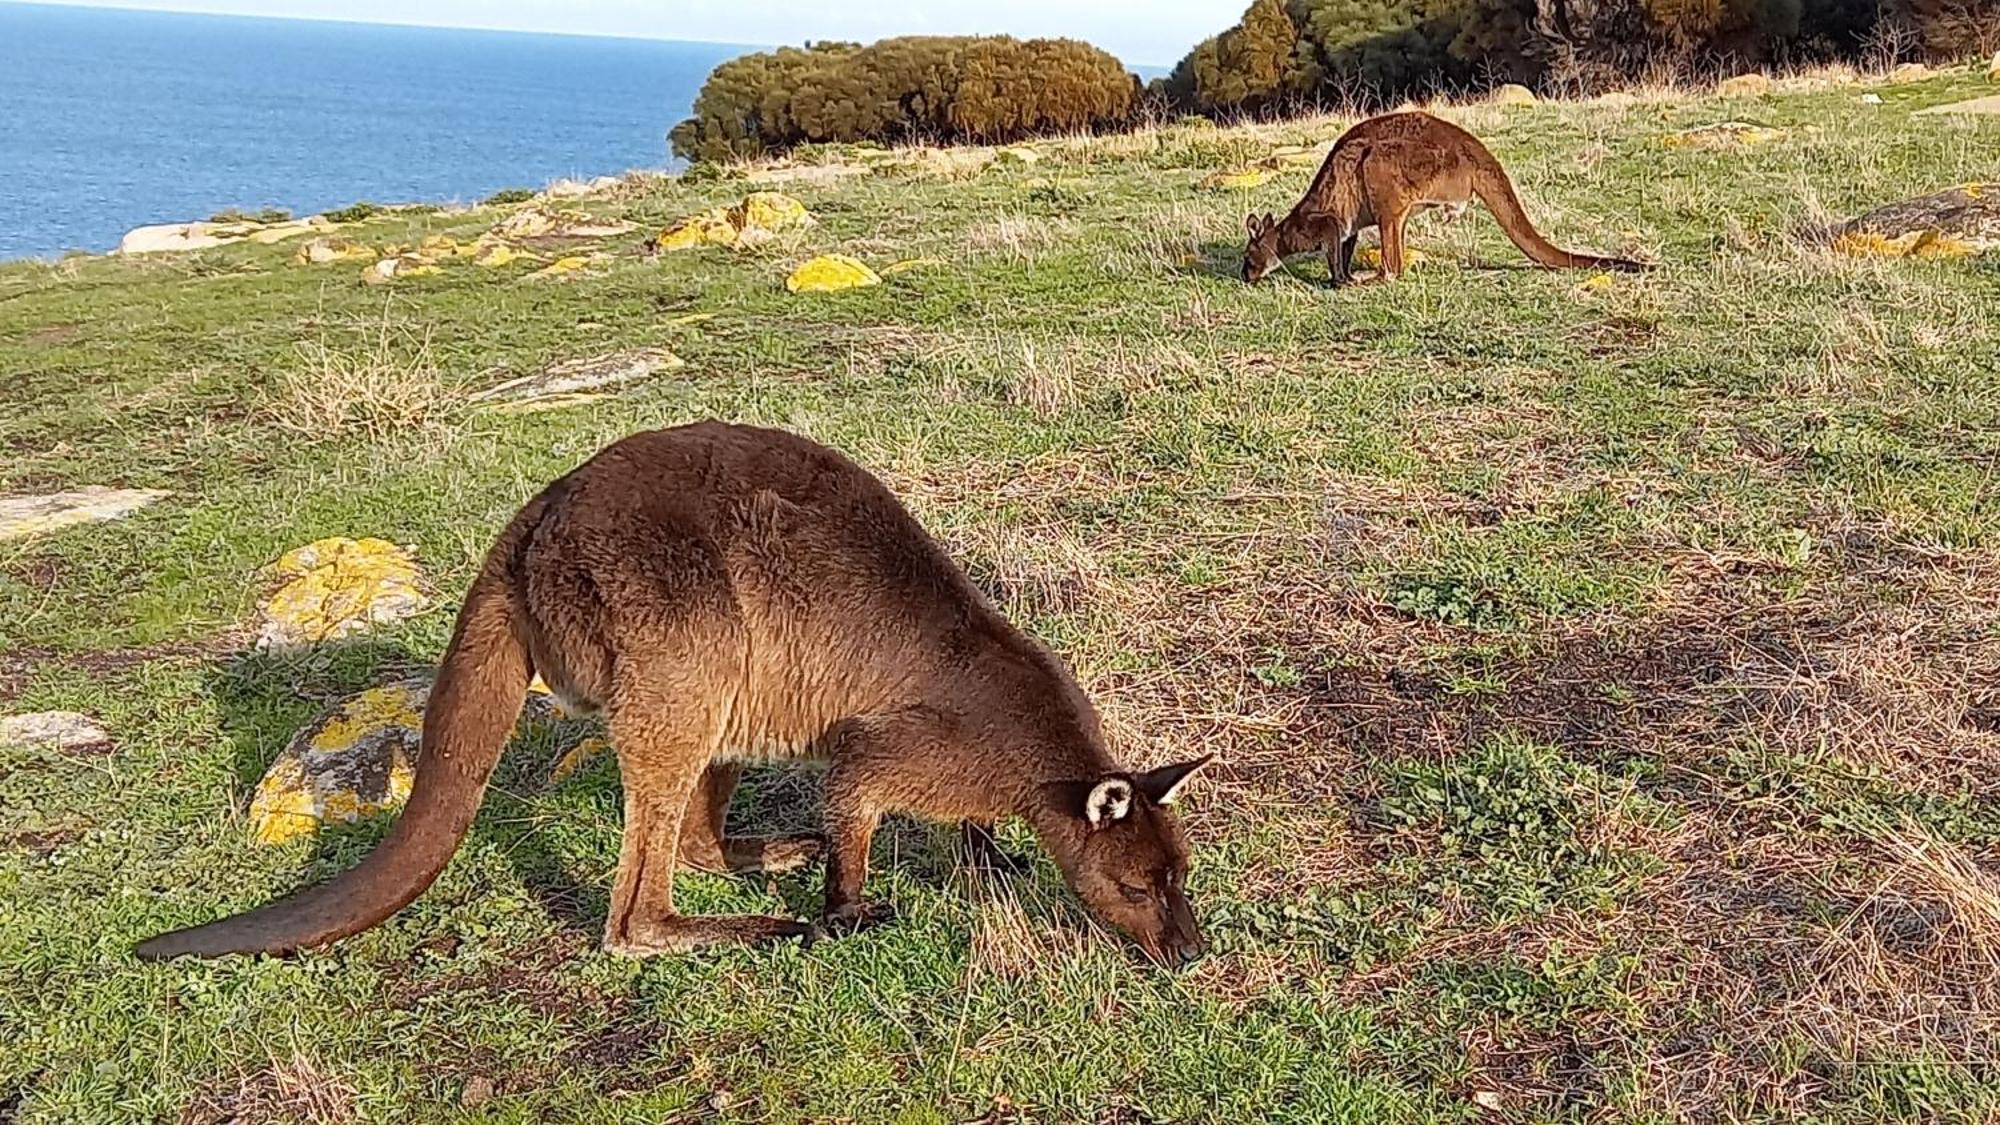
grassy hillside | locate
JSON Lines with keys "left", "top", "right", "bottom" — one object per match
{"left": 4, "top": 67, "right": 1998, "bottom": 1123}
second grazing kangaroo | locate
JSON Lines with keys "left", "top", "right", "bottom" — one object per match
{"left": 1243, "top": 111, "right": 1649, "bottom": 285}
{"left": 137, "top": 422, "right": 1214, "bottom": 966}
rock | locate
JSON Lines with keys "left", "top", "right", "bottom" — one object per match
{"left": 1831, "top": 183, "right": 2000, "bottom": 258}
{"left": 1661, "top": 122, "right": 1787, "bottom": 149}
{"left": 1199, "top": 166, "right": 1277, "bottom": 190}
{"left": 1888, "top": 62, "right": 1931, "bottom": 83}
{"left": 654, "top": 208, "right": 740, "bottom": 251}
{"left": 492, "top": 207, "right": 635, "bottom": 240}
{"left": 653, "top": 193, "right": 813, "bottom": 253}
{"left": 0, "top": 711, "right": 112, "bottom": 755}
{"left": 1860, "top": 92, "right": 1884, "bottom": 105}
{"left": 729, "top": 191, "right": 813, "bottom": 234}
{"left": 296, "top": 236, "right": 373, "bottom": 265}
{"left": 256, "top": 537, "right": 428, "bottom": 650}
{"left": 785, "top": 254, "right": 882, "bottom": 293}
{"left": 1914, "top": 95, "right": 2000, "bottom": 116}
{"left": 249, "top": 681, "right": 425, "bottom": 845}
{"left": 243, "top": 220, "right": 324, "bottom": 245}
{"left": 528, "top": 253, "right": 606, "bottom": 280}
{"left": 471, "top": 347, "right": 683, "bottom": 405}
{"left": 116, "top": 222, "right": 237, "bottom": 254}
{"left": 1491, "top": 83, "right": 1537, "bottom": 106}
{"left": 359, "top": 256, "right": 441, "bottom": 285}
{"left": 1716, "top": 73, "right": 1773, "bottom": 97}
{"left": 249, "top": 678, "right": 567, "bottom": 844}
{"left": 1989, "top": 51, "right": 2000, "bottom": 82}
{"left": 0, "top": 486, "right": 169, "bottom": 540}
{"left": 472, "top": 242, "right": 532, "bottom": 268}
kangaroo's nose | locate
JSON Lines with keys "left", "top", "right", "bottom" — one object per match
{"left": 1173, "top": 936, "right": 1208, "bottom": 967}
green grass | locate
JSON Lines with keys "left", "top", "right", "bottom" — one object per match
{"left": 4, "top": 68, "right": 2000, "bottom": 1123}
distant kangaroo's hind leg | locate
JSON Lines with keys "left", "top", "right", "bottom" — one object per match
{"left": 602, "top": 671, "right": 811, "bottom": 956}
{"left": 676, "top": 761, "right": 824, "bottom": 876}
{"left": 957, "top": 820, "right": 1029, "bottom": 876}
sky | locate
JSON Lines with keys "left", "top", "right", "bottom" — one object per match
{"left": 16, "top": 0, "right": 1240, "bottom": 65}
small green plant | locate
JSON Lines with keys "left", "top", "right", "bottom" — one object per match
{"left": 206, "top": 207, "right": 291, "bottom": 225}
{"left": 1377, "top": 736, "right": 1664, "bottom": 918}
{"left": 481, "top": 187, "right": 536, "bottom": 206}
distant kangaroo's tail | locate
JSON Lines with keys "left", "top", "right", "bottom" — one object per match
{"left": 1469, "top": 150, "right": 1649, "bottom": 273}
{"left": 135, "top": 568, "right": 532, "bottom": 960}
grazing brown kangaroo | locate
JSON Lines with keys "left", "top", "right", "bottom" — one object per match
{"left": 1242, "top": 111, "right": 1648, "bottom": 286}
{"left": 136, "top": 422, "right": 1214, "bottom": 966}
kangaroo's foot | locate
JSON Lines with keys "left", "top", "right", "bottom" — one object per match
{"left": 605, "top": 912, "right": 813, "bottom": 957}
{"left": 680, "top": 832, "right": 825, "bottom": 875}
{"left": 815, "top": 900, "right": 895, "bottom": 939}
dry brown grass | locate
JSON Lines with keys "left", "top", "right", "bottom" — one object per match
{"left": 178, "top": 1052, "right": 356, "bottom": 1125}
{"left": 263, "top": 309, "right": 467, "bottom": 443}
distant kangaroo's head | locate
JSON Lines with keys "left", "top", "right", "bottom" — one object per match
{"left": 1242, "top": 212, "right": 1282, "bottom": 283}
{"left": 1040, "top": 755, "right": 1215, "bottom": 967}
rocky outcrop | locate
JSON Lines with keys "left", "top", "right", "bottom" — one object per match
{"left": 785, "top": 254, "right": 882, "bottom": 292}
{"left": 1831, "top": 184, "right": 2000, "bottom": 258}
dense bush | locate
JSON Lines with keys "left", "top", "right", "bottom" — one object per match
{"left": 670, "top": 36, "right": 1137, "bottom": 161}
{"left": 1162, "top": 0, "right": 1992, "bottom": 112}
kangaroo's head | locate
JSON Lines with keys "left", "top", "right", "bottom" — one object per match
{"left": 1040, "top": 755, "right": 1215, "bottom": 966}
{"left": 1242, "top": 211, "right": 1282, "bottom": 283}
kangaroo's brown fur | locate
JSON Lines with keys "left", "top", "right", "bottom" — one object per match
{"left": 135, "top": 423, "right": 1213, "bottom": 966}
{"left": 1243, "top": 111, "right": 1649, "bottom": 286}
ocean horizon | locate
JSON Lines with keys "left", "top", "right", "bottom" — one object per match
{"left": 0, "top": 4, "right": 1172, "bottom": 260}
{"left": 0, "top": 4, "right": 757, "bottom": 259}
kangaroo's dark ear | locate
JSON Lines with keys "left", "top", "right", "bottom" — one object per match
{"left": 1134, "top": 755, "right": 1215, "bottom": 806}
{"left": 1245, "top": 212, "right": 1261, "bottom": 236}
{"left": 1262, "top": 211, "right": 1276, "bottom": 228}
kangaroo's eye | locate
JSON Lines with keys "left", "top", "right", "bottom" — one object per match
{"left": 1118, "top": 883, "right": 1150, "bottom": 903}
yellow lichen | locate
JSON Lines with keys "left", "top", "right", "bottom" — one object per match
{"left": 258, "top": 537, "right": 427, "bottom": 648}
{"left": 529, "top": 255, "right": 598, "bottom": 280}
{"left": 654, "top": 209, "right": 740, "bottom": 252}
{"left": 785, "top": 254, "right": 882, "bottom": 293}
{"left": 1353, "top": 246, "right": 1430, "bottom": 269}
{"left": 729, "top": 191, "right": 813, "bottom": 233}
{"left": 309, "top": 684, "right": 424, "bottom": 753}
{"left": 1833, "top": 230, "right": 1976, "bottom": 259}
{"left": 473, "top": 242, "right": 531, "bottom": 268}
{"left": 295, "top": 237, "right": 374, "bottom": 265}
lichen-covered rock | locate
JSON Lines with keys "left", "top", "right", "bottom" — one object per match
{"left": 1661, "top": 122, "right": 1787, "bottom": 149}
{"left": 472, "top": 242, "right": 532, "bottom": 268}
{"left": 1354, "top": 246, "right": 1430, "bottom": 269}
{"left": 492, "top": 207, "right": 634, "bottom": 240}
{"left": 653, "top": 193, "right": 814, "bottom": 253}
{"left": 250, "top": 678, "right": 575, "bottom": 843}
{"left": 785, "top": 254, "right": 882, "bottom": 292}
{"left": 653, "top": 208, "right": 740, "bottom": 251}
{"left": 360, "top": 255, "right": 441, "bottom": 285}
{"left": 256, "top": 537, "right": 428, "bottom": 650}
{"left": 729, "top": 191, "right": 813, "bottom": 233}
{"left": 0, "top": 711, "right": 112, "bottom": 755}
{"left": 1199, "top": 166, "right": 1277, "bottom": 190}
{"left": 1491, "top": 83, "right": 1538, "bottom": 106}
{"left": 471, "top": 348, "right": 684, "bottom": 405}
{"left": 249, "top": 682, "right": 425, "bottom": 845}
{"left": 528, "top": 253, "right": 606, "bottom": 280}
{"left": 296, "top": 237, "right": 373, "bottom": 265}
{"left": 1832, "top": 184, "right": 2000, "bottom": 257}
{"left": 1716, "top": 73, "right": 1772, "bottom": 97}
{"left": 0, "top": 486, "right": 170, "bottom": 540}
{"left": 879, "top": 257, "right": 944, "bottom": 276}
{"left": 550, "top": 736, "right": 610, "bottom": 782}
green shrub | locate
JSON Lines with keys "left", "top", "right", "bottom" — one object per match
{"left": 671, "top": 36, "right": 1137, "bottom": 162}
{"left": 481, "top": 188, "right": 536, "bottom": 206}
{"left": 323, "top": 201, "right": 386, "bottom": 224}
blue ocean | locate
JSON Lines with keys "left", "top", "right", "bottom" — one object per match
{"left": 0, "top": 4, "right": 753, "bottom": 258}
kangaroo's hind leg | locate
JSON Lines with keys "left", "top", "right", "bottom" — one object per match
{"left": 602, "top": 664, "right": 810, "bottom": 955}
{"left": 676, "top": 760, "right": 823, "bottom": 875}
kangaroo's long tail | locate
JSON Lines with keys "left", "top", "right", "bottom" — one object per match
{"left": 1469, "top": 149, "right": 1648, "bottom": 272}
{"left": 135, "top": 566, "right": 532, "bottom": 960}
